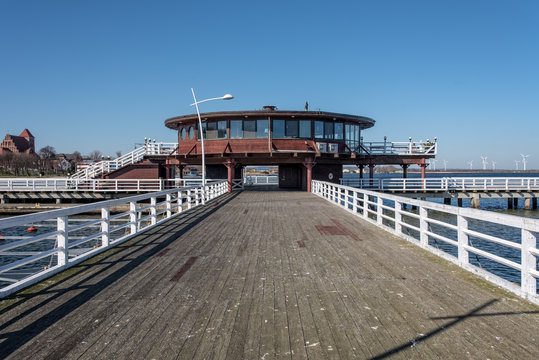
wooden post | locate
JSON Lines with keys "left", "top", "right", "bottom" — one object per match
{"left": 444, "top": 198, "right": 451, "bottom": 205}
{"left": 524, "top": 198, "right": 532, "bottom": 210}
{"left": 508, "top": 198, "right": 513, "bottom": 209}
{"left": 471, "top": 195, "right": 480, "bottom": 209}
{"left": 458, "top": 198, "right": 463, "bottom": 207}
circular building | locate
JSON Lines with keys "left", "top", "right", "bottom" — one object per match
{"left": 164, "top": 106, "right": 434, "bottom": 191}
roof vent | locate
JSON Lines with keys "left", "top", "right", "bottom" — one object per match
{"left": 263, "top": 105, "right": 277, "bottom": 111}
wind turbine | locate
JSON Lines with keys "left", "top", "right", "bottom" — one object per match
{"left": 431, "top": 159, "right": 437, "bottom": 171}
{"left": 480, "top": 155, "right": 488, "bottom": 170}
{"left": 468, "top": 160, "right": 473, "bottom": 170}
{"left": 491, "top": 160, "right": 496, "bottom": 170}
{"left": 520, "top": 154, "right": 530, "bottom": 171}
{"left": 443, "top": 160, "right": 448, "bottom": 171}
{"left": 515, "top": 160, "right": 520, "bottom": 171}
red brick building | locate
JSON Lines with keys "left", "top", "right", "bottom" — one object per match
{"left": 0, "top": 129, "right": 35, "bottom": 154}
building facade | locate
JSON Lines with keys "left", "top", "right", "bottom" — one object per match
{"left": 0, "top": 129, "right": 35, "bottom": 154}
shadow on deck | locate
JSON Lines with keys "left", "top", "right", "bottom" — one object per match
{"left": 1, "top": 190, "right": 538, "bottom": 359}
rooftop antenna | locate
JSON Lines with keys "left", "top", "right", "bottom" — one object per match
{"left": 443, "top": 160, "right": 448, "bottom": 171}
{"left": 520, "top": 154, "right": 530, "bottom": 171}
{"left": 480, "top": 155, "right": 488, "bottom": 170}
{"left": 468, "top": 160, "right": 473, "bottom": 170}
{"left": 491, "top": 160, "right": 496, "bottom": 170}
{"left": 515, "top": 160, "right": 520, "bottom": 171}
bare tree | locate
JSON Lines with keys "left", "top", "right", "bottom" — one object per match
{"left": 39, "top": 146, "right": 57, "bottom": 173}
{"left": 89, "top": 150, "right": 103, "bottom": 161}
{"left": 116, "top": 151, "right": 122, "bottom": 158}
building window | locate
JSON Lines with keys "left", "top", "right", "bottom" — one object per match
{"left": 230, "top": 120, "right": 242, "bottom": 138}
{"left": 345, "top": 123, "right": 360, "bottom": 153}
{"left": 188, "top": 126, "right": 194, "bottom": 140}
{"left": 299, "top": 120, "right": 311, "bottom": 138}
{"left": 244, "top": 120, "right": 256, "bottom": 138}
{"left": 206, "top": 122, "right": 217, "bottom": 140}
{"left": 334, "top": 122, "right": 343, "bottom": 140}
{"left": 283, "top": 119, "right": 297, "bottom": 138}
{"left": 272, "top": 119, "right": 285, "bottom": 138}
{"left": 314, "top": 121, "right": 324, "bottom": 139}
{"left": 257, "top": 119, "right": 269, "bottom": 138}
{"left": 180, "top": 127, "right": 186, "bottom": 141}
{"left": 324, "top": 121, "right": 334, "bottom": 140}
{"left": 217, "top": 120, "right": 227, "bottom": 139}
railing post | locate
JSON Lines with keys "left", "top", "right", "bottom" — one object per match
{"left": 419, "top": 205, "right": 428, "bottom": 247}
{"left": 377, "top": 196, "right": 383, "bottom": 225}
{"left": 150, "top": 196, "right": 157, "bottom": 225}
{"left": 353, "top": 190, "right": 358, "bottom": 214}
{"left": 130, "top": 201, "right": 137, "bottom": 235}
{"left": 166, "top": 193, "right": 172, "bottom": 218}
{"left": 101, "top": 207, "right": 110, "bottom": 247}
{"left": 57, "top": 216, "right": 68, "bottom": 267}
{"left": 177, "top": 190, "right": 183, "bottom": 213}
{"left": 521, "top": 228, "right": 537, "bottom": 297}
{"left": 362, "top": 193, "right": 368, "bottom": 219}
{"left": 395, "top": 201, "right": 402, "bottom": 235}
{"left": 187, "top": 190, "right": 192, "bottom": 209}
{"left": 457, "top": 214, "right": 469, "bottom": 265}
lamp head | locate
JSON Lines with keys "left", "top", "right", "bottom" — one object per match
{"left": 221, "top": 94, "right": 234, "bottom": 100}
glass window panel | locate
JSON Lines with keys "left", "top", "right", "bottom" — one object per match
{"left": 230, "top": 120, "right": 242, "bottom": 138}
{"left": 334, "top": 122, "right": 343, "bottom": 140}
{"left": 299, "top": 120, "right": 311, "bottom": 138}
{"left": 244, "top": 120, "right": 256, "bottom": 138}
{"left": 217, "top": 120, "right": 227, "bottom": 139}
{"left": 314, "top": 121, "right": 324, "bottom": 139}
{"left": 180, "top": 128, "right": 186, "bottom": 141}
{"left": 197, "top": 122, "right": 207, "bottom": 140}
{"left": 206, "top": 122, "right": 217, "bottom": 140}
{"left": 324, "top": 121, "right": 334, "bottom": 140}
{"left": 273, "top": 119, "right": 285, "bottom": 138}
{"left": 286, "top": 119, "right": 298, "bottom": 138}
{"left": 257, "top": 119, "right": 269, "bottom": 138}
{"left": 355, "top": 125, "right": 360, "bottom": 143}
{"left": 188, "top": 126, "right": 194, "bottom": 140}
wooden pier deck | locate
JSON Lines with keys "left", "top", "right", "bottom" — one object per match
{"left": 1, "top": 190, "right": 538, "bottom": 359}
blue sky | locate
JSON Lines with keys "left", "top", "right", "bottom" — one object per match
{"left": 1, "top": 0, "right": 538, "bottom": 169}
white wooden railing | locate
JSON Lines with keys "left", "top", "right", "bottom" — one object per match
{"left": 360, "top": 141, "right": 437, "bottom": 155}
{"left": 0, "top": 180, "right": 228, "bottom": 298}
{"left": 313, "top": 180, "right": 539, "bottom": 304}
{"left": 244, "top": 175, "right": 278, "bottom": 185}
{"left": 340, "top": 177, "right": 539, "bottom": 192}
{"left": 0, "top": 178, "right": 225, "bottom": 192}
{"left": 70, "top": 142, "right": 177, "bottom": 179}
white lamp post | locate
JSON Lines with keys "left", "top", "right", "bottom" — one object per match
{"left": 190, "top": 89, "right": 234, "bottom": 204}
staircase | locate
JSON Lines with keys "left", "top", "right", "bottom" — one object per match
{"left": 70, "top": 142, "right": 178, "bottom": 179}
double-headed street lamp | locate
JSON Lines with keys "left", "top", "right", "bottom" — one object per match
{"left": 190, "top": 88, "right": 234, "bottom": 204}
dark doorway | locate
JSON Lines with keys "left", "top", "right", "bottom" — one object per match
{"left": 279, "top": 165, "right": 301, "bottom": 188}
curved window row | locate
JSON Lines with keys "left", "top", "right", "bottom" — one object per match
{"left": 180, "top": 119, "right": 361, "bottom": 150}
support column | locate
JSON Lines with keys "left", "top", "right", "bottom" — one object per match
{"left": 444, "top": 198, "right": 451, "bottom": 205}
{"left": 224, "top": 159, "right": 237, "bottom": 192}
{"left": 303, "top": 157, "right": 316, "bottom": 193}
{"left": 533, "top": 198, "right": 537, "bottom": 210}
{"left": 358, "top": 164, "right": 364, "bottom": 179}
{"left": 508, "top": 198, "right": 513, "bottom": 209}
{"left": 525, "top": 198, "right": 532, "bottom": 210}
{"left": 420, "top": 159, "right": 427, "bottom": 189}
{"left": 402, "top": 164, "right": 408, "bottom": 179}
{"left": 513, "top": 198, "right": 518, "bottom": 209}
{"left": 471, "top": 194, "right": 480, "bottom": 209}
{"left": 368, "top": 163, "right": 375, "bottom": 187}
{"left": 458, "top": 198, "right": 463, "bottom": 207}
